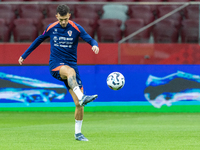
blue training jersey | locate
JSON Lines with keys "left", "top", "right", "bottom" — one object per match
{"left": 21, "top": 20, "right": 98, "bottom": 64}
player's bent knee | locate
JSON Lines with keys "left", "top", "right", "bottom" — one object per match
{"left": 68, "top": 67, "right": 76, "bottom": 76}
{"left": 60, "top": 65, "right": 76, "bottom": 79}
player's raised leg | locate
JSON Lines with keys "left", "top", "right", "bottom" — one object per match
{"left": 59, "top": 65, "right": 98, "bottom": 106}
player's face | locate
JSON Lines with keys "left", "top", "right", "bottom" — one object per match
{"left": 56, "top": 13, "right": 71, "bottom": 28}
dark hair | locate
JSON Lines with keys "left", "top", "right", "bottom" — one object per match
{"left": 56, "top": 5, "right": 70, "bottom": 16}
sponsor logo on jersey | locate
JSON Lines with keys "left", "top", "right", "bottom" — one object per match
{"left": 53, "top": 36, "right": 58, "bottom": 41}
{"left": 53, "top": 29, "right": 58, "bottom": 34}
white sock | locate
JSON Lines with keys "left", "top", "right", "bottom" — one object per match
{"left": 73, "top": 86, "right": 84, "bottom": 100}
{"left": 75, "top": 120, "right": 83, "bottom": 134}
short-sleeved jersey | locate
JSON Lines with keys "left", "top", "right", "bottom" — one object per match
{"left": 21, "top": 20, "right": 98, "bottom": 65}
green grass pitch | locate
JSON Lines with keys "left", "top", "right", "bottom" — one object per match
{"left": 0, "top": 111, "right": 200, "bottom": 150}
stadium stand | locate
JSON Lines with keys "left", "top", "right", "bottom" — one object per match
{"left": 74, "top": 5, "right": 100, "bottom": 29}
{"left": 41, "top": 17, "right": 57, "bottom": 32}
{"left": 46, "top": 4, "right": 59, "bottom": 18}
{"left": 84, "top": 0, "right": 107, "bottom": 1}
{"left": 98, "top": 19, "right": 122, "bottom": 27}
{"left": 1, "top": 0, "right": 24, "bottom": 1}
{"left": 103, "top": 4, "right": 129, "bottom": 14}
{"left": 167, "top": 0, "right": 190, "bottom": 1}
{"left": 0, "top": 4, "right": 13, "bottom": 11}
{"left": 157, "top": 19, "right": 180, "bottom": 29}
{"left": 0, "top": 7, "right": 16, "bottom": 32}
{"left": 138, "top": 0, "right": 163, "bottom": 1}
{"left": 83, "top": 0, "right": 107, "bottom": 15}
{"left": 181, "top": 19, "right": 199, "bottom": 43}
{"left": 101, "top": 4, "right": 128, "bottom": 30}
{"left": 153, "top": 21, "right": 179, "bottom": 43}
{"left": 157, "top": 5, "right": 182, "bottom": 29}
{"left": 129, "top": 5, "right": 155, "bottom": 26}
{"left": 110, "top": 0, "right": 136, "bottom": 2}
{"left": 97, "top": 19, "right": 122, "bottom": 42}
{"left": 184, "top": 5, "right": 199, "bottom": 19}
{"left": 13, "top": 18, "right": 38, "bottom": 42}
{"left": 40, "top": 17, "right": 57, "bottom": 42}
{"left": 56, "top": 0, "right": 81, "bottom": 16}
{"left": 0, "top": 0, "right": 198, "bottom": 43}
{"left": 138, "top": 0, "right": 164, "bottom": 15}
{"left": 19, "top": 4, "right": 45, "bottom": 32}
{"left": 0, "top": 19, "right": 11, "bottom": 42}
{"left": 124, "top": 18, "right": 151, "bottom": 43}
{"left": 72, "top": 18, "right": 96, "bottom": 38}
{"left": 28, "top": 0, "right": 53, "bottom": 1}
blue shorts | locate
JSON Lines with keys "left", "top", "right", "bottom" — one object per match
{"left": 49, "top": 61, "right": 83, "bottom": 90}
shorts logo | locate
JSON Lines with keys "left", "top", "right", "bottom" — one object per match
{"left": 68, "top": 30, "right": 72, "bottom": 36}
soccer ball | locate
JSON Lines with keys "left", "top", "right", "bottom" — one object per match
{"left": 107, "top": 72, "right": 125, "bottom": 90}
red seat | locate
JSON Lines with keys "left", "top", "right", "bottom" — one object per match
{"left": 19, "top": 4, "right": 45, "bottom": 32}
{"left": 0, "top": 19, "right": 11, "bottom": 42}
{"left": 124, "top": 19, "right": 151, "bottom": 43}
{"left": 40, "top": 18, "right": 57, "bottom": 42}
{"left": 84, "top": 0, "right": 109, "bottom": 2}
{"left": 157, "top": 5, "right": 183, "bottom": 29}
{"left": 41, "top": 18, "right": 57, "bottom": 42}
{"left": 82, "top": 0, "right": 106, "bottom": 15}
{"left": 28, "top": 0, "right": 53, "bottom": 12}
{"left": 153, "top": 23, "right": 179, "bottom": 43}
{"left": 110, "top": 0, "right": 136, "bottom": 1}
{"left": 157, "top": 5, "right": 182, "bottom": 22}
{"left": 181, "top": 19, "right": 199, "bottom": 43}
{"left": 74, "top": 5, "right": 99, "bottom": 16}
{"left": 28, "top": 0, "right": 54, "bottom": 2}
{"left": 181, "top": 19, "right": 199, "bottom": 28}
{"left": 167, "top": 0, "right": 190, "bottom": 1}
{"left": 13, "top": 18, "right": 38, "bottom": 42}
{"left": 184, "top": 5, "right": 199, "bottom": 20}
{"left": 181, "top": 28, "right": 198, "bottom": 43}
{"left": 138, "top": 0, "right": 163, "bottom": 1}
{"left": 129, "top": 5, "right": 155, "bottom": 25}
{"left": 0, "top": 4, "right": 13, "bottom": 11}
{"left": 56, "top": 0, "right": 81, "bottom": 15}
{"left": 72, "top": 18, "right": 95, "bottom": 38}
{"left": 41, "top": 18, "right": 57, "bottom": 32}
{"left": 98, "top": 19, "right": 122, "bottom": 27}
{"left": 46, "top": 4, "right": 58, "bottom": 18}
{"left": 138, "top": 0, "right": 163, "bottom": 15}
{"left": 74, "top": 5, "right": 99, "bottom": 29}
{"left": 0, "top": 5, "right": 16, "bottom": 30}
{"left": 97, "top": 26, "right": 122, "bottom": 42}
{"left": 46, "top": 3, "right": 75, "bottom": 18}
{"left": 157, "top": 19, "right": 180, "bottom": 29}
{"left": 1, "top": 0, "right": 26, "bottom": 2}
{"left": 75, "top": 11, "right": 99, "bottom": 28}
{"left": 97, "top": 19, "right": 122, "bottom": 42}
{"left": 84, "top": 0, "right": 107, "bottom": 1}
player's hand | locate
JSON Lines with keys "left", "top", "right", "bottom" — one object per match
{"left": 92, "top": 45, "right": 99, "bottom": 54}
{"left": 18, "top": 56, "right": 24, "bottom": 65}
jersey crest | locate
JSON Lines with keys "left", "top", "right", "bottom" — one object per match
{"left": 68, "top": 30, "right": 72, "bottom": 36}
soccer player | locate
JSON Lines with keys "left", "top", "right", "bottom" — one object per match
{"left": 18, "top": 4, "right": 99, "bottom": 141}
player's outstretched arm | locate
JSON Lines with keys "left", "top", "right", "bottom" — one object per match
{"left": 92, "top": 46, "right": 99, "bottom": 54}
{"left": 18, "top": 56, "right": 24, "bottom": 65}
